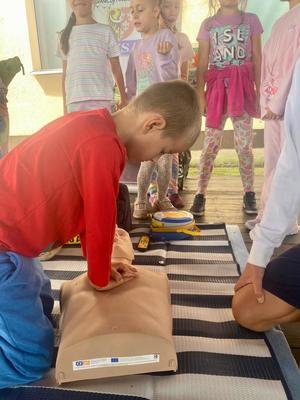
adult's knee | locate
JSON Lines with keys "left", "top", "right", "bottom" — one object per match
{"left": 232, "top": 289, "right": 265, "bottom": 332}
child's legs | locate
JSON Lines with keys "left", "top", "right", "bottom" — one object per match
{"left": 67, "top": 100, "right": 114, "bottom": 113}
{"left": 231, "top": 113, "right": 254, "bottom": 192}
{"left": 157, "top": 154, "right": 172, "bottom": 201}
{"left": 149, "top": 167, "right": 158, "bottom": 196}
{"left": 136, "top": 161, "right": 157, "bottom": 203}
{"left": 0, "top": 252, "right": 54, "bottom": 388}
{"left": 168, "top": 153, "right": 179, "bottom": 195}
{"left": 259, "top": 120, "right": 284, "bottom": 217}
{"left": 197, "top": 122, "right": 225, "bottom": 195}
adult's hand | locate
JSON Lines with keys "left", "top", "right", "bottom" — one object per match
{"left": 234, "top": 263, "right": 266, "bottom": 304}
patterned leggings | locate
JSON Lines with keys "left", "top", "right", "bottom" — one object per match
{"left": 137, "top": 154, "right": 172, "bottom": 203}
{"left": 149, "top": 153, "right": 179, "bottom": 195}
{"left": 197, "top": 113, "right": 254, "bottom": 194}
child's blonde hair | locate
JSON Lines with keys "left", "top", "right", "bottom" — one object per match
{"left": 208, "top": 0, "right": 247, "bottom": 16}
{"left": 130, "top": 80, "right": 201, "bottom": 145}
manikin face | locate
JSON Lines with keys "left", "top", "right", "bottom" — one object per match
{"left": 68, "top": 0, "right": 94, "bottom": 18}
{"left": 130, "top": 0, "right": 160, "bottom": 33}
{"left": 160, "top": 0, "right": 181, "bottom": 25}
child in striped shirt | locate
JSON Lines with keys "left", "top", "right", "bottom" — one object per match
{"left": 58, "top": 0, "right": 127, "bottom": 114}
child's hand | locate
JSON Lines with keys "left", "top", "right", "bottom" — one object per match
{"left": 199, "top": 94, "right": 207, "bottom": 116}
{"left": 263, "top": 107, "right": 281, "bottom": 120}
{"left": 91, "top": 263, "right": 138, "bottom": 291}
{"left": 117, "top": 96, "right": 129, "bottom": 110}
{"left": 110, "top": 262, "right": 137, "bottom": 282}
{"left": 157, "top": 41, "right": 173, "bottom": 54}
{"left": 255, "top": 94, "right": 261, "bottom": 116}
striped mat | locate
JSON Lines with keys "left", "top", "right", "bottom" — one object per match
{"left": 2, "top": 223, "right": 300, "bottom": 400}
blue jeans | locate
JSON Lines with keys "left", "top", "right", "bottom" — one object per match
{"left": 0, "top": 252, "right": 54, "bottom": 388}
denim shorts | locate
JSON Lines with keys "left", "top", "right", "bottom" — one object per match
{"left": 263, "top": 244, "right": 300, "bottom": 309}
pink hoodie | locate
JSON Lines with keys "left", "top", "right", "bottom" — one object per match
{"left": 261, "top": 4, "right": 300, "bottom": 117}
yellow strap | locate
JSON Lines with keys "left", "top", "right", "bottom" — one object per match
{"left": 151, "top": 221, "right": 196, "bottom": 231}
{"left": 151, "top": 226, "right": 201, "bottom": 236}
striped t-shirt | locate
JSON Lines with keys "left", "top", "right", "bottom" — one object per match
{"left": 58, "top": 23, "right": 120, "bottom": 105}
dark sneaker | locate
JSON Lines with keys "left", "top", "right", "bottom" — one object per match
{"left": 190, "top": 194, "right": 206, "bottom": 216}
{"left": 243, "top": 191, "right": 257, "bottom": 215}
{"left": 169, "top": 193, "right": 185, "bottom": 209}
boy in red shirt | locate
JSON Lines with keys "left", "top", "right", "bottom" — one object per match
{"left": 0, "top": 80, "right": 200, "bottom": 387}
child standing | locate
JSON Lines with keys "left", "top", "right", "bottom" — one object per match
{"left": 58, "top": 0, "right": 127, "bottom": 114}
{"left": 126, "top": 0, "right": 181, "bottom": 219}
{"left": 0, "top": 80, "right": 201, "bottom": 388}
{"left": 245, "top": 0, "right": 300, "bottom": 232}
{"left": 190, "top": 0, "right": 263, "bottom": 216}
{"left": 0, "top": 77, "right": 8, "bottom": 158}
{"left": 148, "top": 0, "right": 195, "bottom": 209}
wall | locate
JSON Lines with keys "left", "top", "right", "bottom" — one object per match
{"left": 0, "top": 0, "right": 63, "bottom": 136}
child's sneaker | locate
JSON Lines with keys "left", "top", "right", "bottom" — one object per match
{"left": 243, "top": 191, "right": 257, "bottom": 215}
{"left": 153, "top": 198, "right": 176, "bottom": 211}
{"left": 133, "top": 201, "right": 150, "bottom": 219}
{"left": 169, "top": 193, "right": 185, "bottom": 208}
{"left": 245, "top": 217, "right": 260, "bottom": 231}
{"left": 190, "top": 193, "right": 206, "bottom": 216}
{"left": 39, "top": 243, "right": 63, "bottom": 261}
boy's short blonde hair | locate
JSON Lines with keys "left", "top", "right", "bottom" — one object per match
{"left": 130, "top": 80, "right": 201, "bottom": 146}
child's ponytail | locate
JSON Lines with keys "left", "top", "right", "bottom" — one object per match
{"left": 60, "top": 12, "right": 76, "bottom": 55}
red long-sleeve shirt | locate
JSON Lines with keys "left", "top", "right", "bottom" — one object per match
{"left": 0, "top": 109, "right": 126, "bottom": 287}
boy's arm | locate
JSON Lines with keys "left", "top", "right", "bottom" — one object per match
{"left": 76, "top": 138, "right": 122, "bottom": 288}
{"left": 109, "top": 56, "right": 128, "bottom": 108}
{"left": 125, "top": 51, "right": 137, "bottom": 99}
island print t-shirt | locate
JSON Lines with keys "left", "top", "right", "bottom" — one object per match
{"left": 197, "top": 12, "right": 263, "bottom": 69}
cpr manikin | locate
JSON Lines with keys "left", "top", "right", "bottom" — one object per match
{"left": 55, "top": 227, "right": 177, "bottom": 384}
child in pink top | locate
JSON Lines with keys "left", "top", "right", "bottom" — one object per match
{"left": 246, "top": 0, "right": 300, "bottom": 233}
{"left": 190, "top": 0, "right": 263, "bottom": 217}
{"left": 126, "top": 0, "right": 180, "bottom": 219}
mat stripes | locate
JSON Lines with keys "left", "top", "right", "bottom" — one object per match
{"left": 2, "top": 223, "right": 300, "bottom": 400}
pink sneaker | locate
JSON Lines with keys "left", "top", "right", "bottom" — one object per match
{"left": 169, "top": 193, "right": 185, "bottom": 209}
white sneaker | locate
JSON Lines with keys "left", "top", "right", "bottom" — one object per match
{"left": 245, "top": 218, "right": 260, "bottom": 231}
{"left": 246, "top": 220, "right": 299, "bottom": 236}
{"left": 153, "top": 198, "right": 176, "bottom": 211}
{"left": 133, "top": 201, "right": 151, "bottom": 219}
{"left": 287, "top": 224, "right": 299, "bottom": 236}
